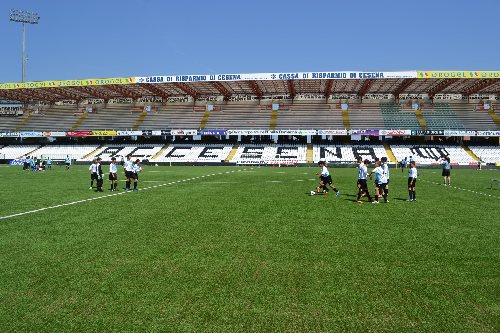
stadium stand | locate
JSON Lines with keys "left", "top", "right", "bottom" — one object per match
{"left": 140, "top": 105, "right": 208, "bottom": 130}
{"left": 468, "top": 146, "right": 500, "bottom": 163}
{"left": 31, "top": 145, "right": 100, "bottom": 160}
{"left": 80, "top": 144, "right": 164, "bottom": 162}
{"left": 452, "top": 103, "right": 500, "bottom": 130}
{"left": 230, "top": 144, "right": 307, "bottom": 164}
{"left": 276, "top": 103, "right": 344, "bottom": 129}
{"left": 153, "top": 144, "right": 233, "bottom": 163}
{"left": 20, "top": 106, "right": 81, "bottom": 131}
{"left": 0, "top": 145, "right": 41, "bottom": 159}
{"left": 314, "top": 144, "right": 388, "bottom": 163}
{"left": 76, "top": 105, "right": 141, "bottom": 130}
{"left": 348, "top": 103, "right": 386, "bottom": 129}
{"left": 203, "top": 104, "right": 272, "bottom": 129}
{"left": 421, "top": 103, "right": 466, "bottom": 130}
{"left": 390, "top": 144, "right": 477, "bottom": 165}
{"left": 380, "top": 103, "right": 422, "bottom": 130}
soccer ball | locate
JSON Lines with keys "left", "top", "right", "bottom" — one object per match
{"left": 310, "top": 190, "right": 315, "bottom": 196}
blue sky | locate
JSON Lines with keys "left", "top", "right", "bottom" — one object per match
{"left": 0, "top": 0, "right": 499, "bottom": 82}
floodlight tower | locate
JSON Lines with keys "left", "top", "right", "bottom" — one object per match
{"left": 9, "top": 9, "right": 40, "bottom": 82}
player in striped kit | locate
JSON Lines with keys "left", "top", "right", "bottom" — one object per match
{"left": 123, "top": 155, "right": 134, "bottom": 192}
{"left": 89, "top": 159, "right": 98, "bottom": 189}
{"left": 132, "top": 159, "right": 144, "bottom": 192}
{"left": 380, "top": 157, "right": 390, "bottom": 202}
{"left": 356, "top": 159, "right": 372, "bottom": 203}
{"left": 109, "top": 157, "right": 118, "bottom": 191}
{"left": 407, "top": 161, "right": 418, "bottom": 202}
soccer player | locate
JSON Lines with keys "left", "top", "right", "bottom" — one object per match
{"left": 89, "top": 159, "right": 98, "bottom": 189}
{"left": 370, "top": 160, "right": 388, "bottom": 204}
{"left": 95, "top": 157, "right": 104, "bottom": 192}
{"left": 440, "top": 156, "right": 451, "bottom": 186}
{"left": 124, "top": 155, "right": 134, "bottom": 191}
{"left": 356, "top": 156, "right": 363, "bottom": 190}
{"left": 407, "top": 161, "right": 418, "bottom": 202}
{"left": 132, "top": 159, "right": 144, "bottom": 192}
{"left": 109, "top": 157, "right": 118, "bottom": 191}
{"left": 316, "top": 161, "right": 340, "bottom": 196}
{"left": 356, "top": 159, "right": 372, "bottom": 203}
{"left": 381, "top": 156, "right": 390, "bottom": 202}
{"left": 46, "top": 157, "right": 52, "bottom": 170}
{"left": 65, "top": 155, "right": 71, "bottom": 171}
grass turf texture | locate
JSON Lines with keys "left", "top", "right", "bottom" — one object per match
{"left": 0, "top": 165, "right": 498, "bottom": 332}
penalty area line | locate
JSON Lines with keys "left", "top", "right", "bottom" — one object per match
{"left": 0, "top": 168, "right": 250, "bottom": 221}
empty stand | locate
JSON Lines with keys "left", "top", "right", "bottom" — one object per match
{"left": 0, "top": 145, "right": 41, "bottom": 159}
{"left": 80, "top": 144, "right": 164, "bottom": 162}
{"left": 230, "top": 144, "right": 307, "bottom": 164}
{"left": 140, "top": 105, "right": 206, "bottom": 130}
{"left": 451, "top": 103, "right": 500, "bottom": 130}
{"left": 390, "top": 144, "right": 476, "bottom": 165}
{"left": 380, "top": 103, "right": 422, "bottom": 130}
{"left": 468, "top": 146, "right": 500, "bottom": 164}
{"left": 32, "top": 145, "right": 100, "bottom": 160}
{"left": 313, "top": 144, "right": 388, "bottom": 163}
{"left": 421, "top": 103, "right": 465, "bottom": 130}
{"left": 348, "top": 103, "right": 386, "bottom": 129}
{"left": 204, "top": 104, "right": 271, "bottom": 129}
{"left": 276, "top": 104, "right": 344, "bottom": 129}
{"left": 152, "top": 144, "right": 232, "bottom": 162}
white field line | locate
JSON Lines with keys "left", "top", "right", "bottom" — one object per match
{"left": 0, "top": 168, "right": 250, "bottom": 221}
{"left": 420, "top": 179, "right": 500, "bottom": 200}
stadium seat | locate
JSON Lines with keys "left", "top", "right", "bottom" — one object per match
{"left": 390, "top": 144, "right": 476, "bottom": 165}
{"left": 468, "top": 146, "right": 500, "bottom": 164}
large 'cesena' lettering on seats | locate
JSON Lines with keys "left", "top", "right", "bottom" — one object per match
{"left": 352, "top": 147, "right": 377, "bottom": 161}
{"left": 320, "top": 147, "right": 342, "bottom": 160}
{"left": 240, "top": 147, "right": 264, "bottom": 159}
{"left": 411, "top": 147, "right": 449, "bottom": 161}
{"left": 275, "top": 147, "right": 299, "bottom": 159}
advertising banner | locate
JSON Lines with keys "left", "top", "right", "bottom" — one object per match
{"left": 141, "top": 130, "right": 153, "bottom": 136}
{"left": 317, "top": 129, "right": 348, "bottom": 135}
{"left": 170, "top": 130, "right": 197, "bottom": 136}
{"left": 417, "top": 71, "right": 500, "bottom": 79}
{"left": 379, "top": 129, "right": 411, "bottom": 136}
{"left": 349, "top": 130, "right": 380, "bottom": 136}
{"left": 0, "top": 77, "right": 135, "bottom": 90}
{"left": 116, "top": 130, "right": 143, "bottom": 136}
{"left": 476, "top": 130, "right": 500, "bottom": 137}
{"left": 411, "top": 130, "right": 445, "bottom": 136}
{"left": 66, "top": 131, "right": 92, "bottom": 137}
{"left": 135, "top": 71, "right": 416, "bottom": 84}
{"left": 20, "top": 131, "right": 43, "bottom": 137}
{"left": 91, "top": 130, "right": 117, "bottom": 136}
{"left": 443, "top": 130, "right": 477, "bottom": 137}
{"left": 199, "top": 129, "right": 227, "bottom": 136}
{"left": 0, "top": 132, "right": 21, "bottom": 137}
{"left": 226, "top": 129, "right": 317, "bottom": 136}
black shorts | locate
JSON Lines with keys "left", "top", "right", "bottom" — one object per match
{"left": 376, "top": 183, "right": 386, "bottom": 190}
{"left": 109, "top": 173, "right": 117, "bottom": 181}
{"left": 408, "top": 178, "right": 417, "bottom": 187}
{"left": 321, "top": 175, "right": 333, "bottom": 185}
{"left": 91, "top": 173, "right": 98, "bottom": 180}
{"left": 358, "top": 179, "right": 368, "bottom": 190}
{"left": 386, "top": 179, "right": 390, "bottom": 184}
{"left": 125, "top": 171, "right": 134, "bottom": 179}
{"left": 131, "top": 172, "right": 139, "bottom": 180}
{"left": 65, "top": 162, "right": 70, "bottom": 166}
{"left": 442, "top": 169, "right": 450, "bottom": 177}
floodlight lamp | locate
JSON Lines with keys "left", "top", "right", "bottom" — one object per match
{"left": 9, "top": 9, "right": 40, "bottom": 24}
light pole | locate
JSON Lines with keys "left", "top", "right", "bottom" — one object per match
{"left": 9, "top": 9, "right": 40, "bottom": 83}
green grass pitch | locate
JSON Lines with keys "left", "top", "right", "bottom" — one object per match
{"left": 0, "top": 164, "right": 498, "bottom": 332}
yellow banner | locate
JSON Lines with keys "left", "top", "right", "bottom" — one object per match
{"left": 417, "top": 71, "right": 500, "bottom": 79}
{"left": 91, "top": 130, "right": 117, "bottom": 136}
{"left": 0, "top": 77, "right": 135, "bottom": 90}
